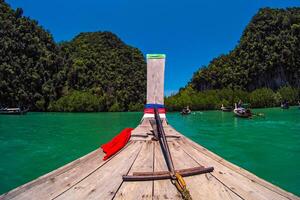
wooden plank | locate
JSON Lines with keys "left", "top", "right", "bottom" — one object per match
{"left": 114, "top": 141, "right": 154, "bottom": 200}
{"left": 54, "top": 141, "right": 143, "bottom": 200}
{"left": 1, "top": 148, "right": 106, "bottom": 200}
{"left": 153, "top": 142, "right": 181, "bottom": 200}
{"left": 178, "top": 139, "right": 298, "bottom": 200}
{"left": 130, "top": 123, "right": 154, "bottom": 141}
{"left": 181, "top": 136, "right": 300, "bottom": 199}
{"left": 180, "top": 133, "right": 299, "bottom": 199}
{"left": 169, "top": 140, "right": 242, "bottom": 200}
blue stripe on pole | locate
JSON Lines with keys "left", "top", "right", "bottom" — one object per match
{"left": 145, "top": 104, "right": 164, "bottom": 108}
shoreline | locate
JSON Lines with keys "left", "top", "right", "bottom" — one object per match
{"left": 13, "top": 105, "right": 299, "bottom": 113}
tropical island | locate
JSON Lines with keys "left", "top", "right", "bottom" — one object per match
{"left": 166, "top": 8, "right": 300, "bottom": 111}
{"left": 0, "top": 0, "right": 146, "bottom": 112}
{"left": 0, "top": 1, "right": 299, "bottom": 112}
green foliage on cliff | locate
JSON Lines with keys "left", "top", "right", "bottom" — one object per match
{"left": 190, "top": 8, "right": 300, "bottom": 91}
{"left": 277, "top": 86, "right": 299, "bottom": 104}
{"left": 48, "top": 91, "right": 105, "bottom": 112}
{"left": 167, "top": 8, "right": 300, "bottom": 110}
{"left": 59, "top": 32, "right": 146, "bottom": 111}
{"left": 165, "top": 86, "right": 249, "bottom": 111}
{"left": 0, "top": 1, "right": 146, "bottom": 111}
{"left": 249, "top": 88, "right": 277, "bottom": 108}
{"left": 0, "top": 0, "right": 66, "bottom": 110}
{"left": 165, "top": 86, "right": 299, "bottom": 111}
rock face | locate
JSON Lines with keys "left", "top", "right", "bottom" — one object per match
{"left": 190, "top": 8, "right": 300, "bottom": 91}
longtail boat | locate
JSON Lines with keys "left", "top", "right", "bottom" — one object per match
{"left": 221, "top": 104, "right": 233, "bottom": 112}
{"left": 0, "top": 107, "right": 28, "bottom": 115}
{"left": 281, "top": 102, "right": 289, "bottom": 109}
{"left": 0, "top": 54, "right": 299, "bottom": 200}
{"left": 233, "top": 103, "right": 252, "bottom": 118}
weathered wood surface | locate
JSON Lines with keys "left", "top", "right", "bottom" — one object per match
{"left": 168, "top": 140, "right": 242, "bottom": 200}
{"left": 55, "top": 141, "right": 143, "bottom": 200}
{"left": 1, "top": 123, "right": 299, "bottom": 200}
{"left": 146, "top": 57, "right": 165, "bottom": 105}
{"left": 153, "top": 142, "right": 181, "bottom": 199}
{"left": 114, "top": 141, "right": 153, "bottom": 200}
{"left": 0, "top": 148, "right": 106, "bottom": 200}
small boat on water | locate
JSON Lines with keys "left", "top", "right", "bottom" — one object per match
{"left": 234, "top": 107, "right": 252, "bottom": 118}
{"left": 220, "top": 104, "right": 232, "bottom": 112}
{"left": 233, "top": 103, "right": 252, "bottom": 118}
{"left": 181, "top": 106, "right": 191, "bottom": 115}
{"left": 0, "top": 107, "right": 28, "bottom": 115}
{"left": 281, "top": 101, "right": 289, "bottom": 109}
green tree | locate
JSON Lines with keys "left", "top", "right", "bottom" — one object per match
{"left": 189, "top": 8, "right": 300, "bottom": 92}
{"left": 0, "top": 1, "right": 147, "bottom": 112}
{"left": 249, "top": 88, "right": 276, "bottom": 108}
{"left": 277, "top": 86, "right": 299, "bottom": 104}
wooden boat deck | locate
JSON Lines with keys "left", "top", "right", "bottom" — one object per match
{"left": 1, "top": 119, "right": 299, "bottom": 200}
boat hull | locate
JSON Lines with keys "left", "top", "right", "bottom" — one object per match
{"left": 0, "top": 109, "right": 28, "bottom": 115}
{"left": 221, "top": 107, "right": 232, "bottom": 112}
{"left": 233, "top": 108, "right": 252, "bottom": 118}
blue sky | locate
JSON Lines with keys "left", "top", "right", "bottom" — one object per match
{"left": 7, "top": 0, "right": 300, "bottom": 96}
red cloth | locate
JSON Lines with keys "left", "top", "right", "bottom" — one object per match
{"left": 101, "top": 128, "right": 133, "bottom": 160}
{"left": 144, "top": 108, "right": 166, "bottom": 114}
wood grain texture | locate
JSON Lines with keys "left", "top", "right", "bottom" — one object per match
{"left": 180, "top": 135, "right": 300, "bottom": 200}
{"left": 146, "top": 58, "right": 165, "bottom": 105}
{"left": 169, "top": 140, "right": 242, "bottom": 200}
{"left": 178, "top": 138, "right": 299, "bottom": 200}
{"left": 114, "top": 141, "right": 154, "bottom": 200}
{"left": 153, "top": 142, "right": 181, "bottom": 200}
{"left": 53, "top": 141, "right": 143, "bottom": 200}
{"left": 0, "top": 149, "right": 105, "bottom": 200}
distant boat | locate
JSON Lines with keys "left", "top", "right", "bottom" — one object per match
{"left": 220, "top": 104, "right": 232, "bottom": 112}
{"left": 233, "top": 104, "right": 252, "bottom": 118}
{"left": 181, "top": 107, "right": 191, "bottom": 115}
{"left": 234, "top": 107, "right": 252, "bottom": 118}
{"left": 0, "top": 107, "right": 28, "bottom": 115}
{"left": 281, "top": 102, "right": 289, "bottom": 109}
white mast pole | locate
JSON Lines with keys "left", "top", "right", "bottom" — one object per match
{"left": 143, "top": 54, "right": 166, "bottom": 119}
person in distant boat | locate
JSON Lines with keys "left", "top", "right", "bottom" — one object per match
{"left": 281, "top": 99, "right": 289, "bottom": 109}
{"left": 185, "top": 106, "right": 191, "bottom": 113}
{"left": 237, "top": 99, "right": 243, "bottom": 108}
{"left": 181, "top": 106, "right": 191, "bottom": 115}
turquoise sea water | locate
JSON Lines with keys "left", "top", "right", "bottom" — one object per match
{"left": 0, "top": 107, "right": 299, "bottom": 196}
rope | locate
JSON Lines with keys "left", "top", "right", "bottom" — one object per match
{"left": 173, "top": 173, "right": 192, "bottom": 200}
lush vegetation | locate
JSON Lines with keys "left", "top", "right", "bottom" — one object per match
{"left": 1, "top": 1, "right": 299, "bottom": 112}
{"left": 190, "top": 8, "right": 300, "bottom": 91}
{"left": 0, "top": 0, "right": 66, "bottom": 110}
{"left": 0, "top": 0, "right": 146, "bottom": 111}
{"left": 48, "top": 91, "right": 104, "bottom": 112}
{"left": 57, "top": 32, "right": 146, "bottom": 111}
{"left": 167, "top": 8, "right": 300, "bottom": 110}
{"left": 165, "top": 86, "right": 299, "bottom": 111}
